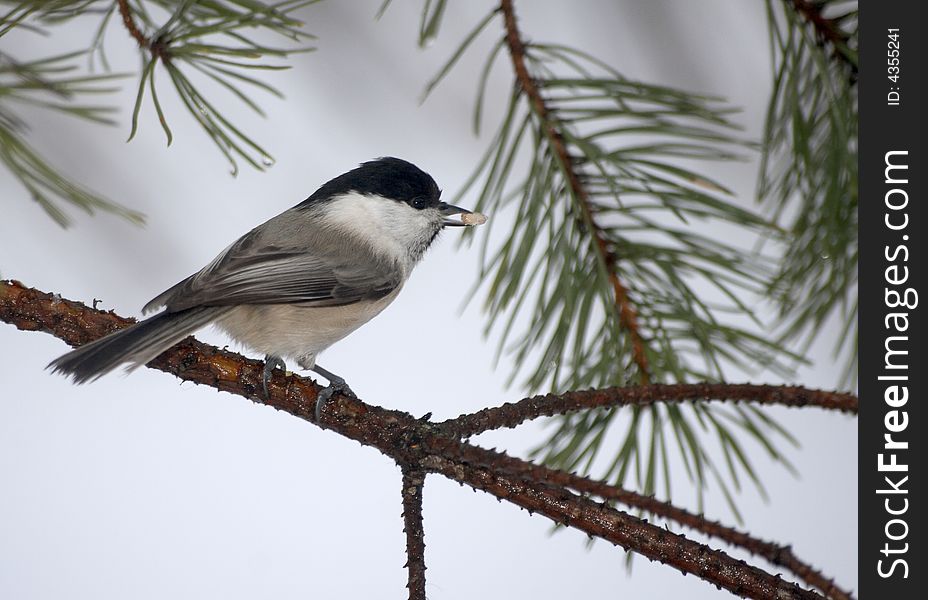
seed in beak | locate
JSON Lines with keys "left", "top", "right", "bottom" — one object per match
{"left": 461, "top": 212, "right": 488, "bottom": 226}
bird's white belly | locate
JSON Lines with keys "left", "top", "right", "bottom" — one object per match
{"left": 215, "top": 290, "right": 399, "bottom": 368}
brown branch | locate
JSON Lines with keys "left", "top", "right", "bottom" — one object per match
{"left": 459, "top": 444, "right": 854, "bottom": 600}
{"left": 499, "top": 0, "right": 651, "bottom": 384}
{"left": 441, "top": 383, "right": 858, "bottom": 438}
{"left": 401, "top": 467, "right": 427, "bottom": 600}
{"left": 1, "top": 280, "right": 838, "bottom": 599}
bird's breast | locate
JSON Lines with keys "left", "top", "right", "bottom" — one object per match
{"left": 215, "top": 288, "right": 401, "bottom": 364}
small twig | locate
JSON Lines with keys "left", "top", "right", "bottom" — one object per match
{"left": 499, "top": 0, "right": 651, "bottom": 383}
{"left": 401, "top": 467, "right": 427, "bottom": 600}
{"left": 441, "top": 383, "right": 858, "bottom": 438}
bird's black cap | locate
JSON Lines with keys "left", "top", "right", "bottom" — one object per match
{"left": 297, "top": 157, "right": 441, "bottom": 210}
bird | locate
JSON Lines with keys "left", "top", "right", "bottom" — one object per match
{"left": 49, "top": 157, "right": 486, "bottom": 415}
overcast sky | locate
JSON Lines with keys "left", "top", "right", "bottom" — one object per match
{"left": 1, "top": 1, "right": 856, "bottom": 598}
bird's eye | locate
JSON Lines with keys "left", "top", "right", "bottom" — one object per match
{"left": 411, "top": 197, "right": 428, "bottom": 210}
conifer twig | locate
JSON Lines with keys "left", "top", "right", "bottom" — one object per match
{"left": 112, "top": 0, "right": 312, "bottom": 173}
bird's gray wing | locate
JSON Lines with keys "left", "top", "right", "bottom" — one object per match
{"left": 144, "top": 226, "right": 401, "bottom": 313}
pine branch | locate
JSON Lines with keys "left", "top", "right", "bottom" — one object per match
{"left": 406, "top": 0, "right": 811, "bottom": 517}
{"left": 0, "top": 1, "right": 315, "bottom": 224}
{"left": 0, "top": 278, "right": 842, "bottom": 599}
{"left": 114, "top": 0, "right": 314, "bottom": 174}
{"left": 499, "top": 0, "right": 651, "bottom": 384}
{"left": 401, "top": 467, "right": 427, "bottom": 600}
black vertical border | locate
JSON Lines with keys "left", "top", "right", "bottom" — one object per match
{"left": 860, "top": 2, "right": 926, "bottom": 597}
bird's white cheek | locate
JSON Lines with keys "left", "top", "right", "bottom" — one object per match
{"left": 319, "top": 193, "right": 441, "bottom": 264}
{"left": 388, "top": 210, "right": 438, "bottom": 243}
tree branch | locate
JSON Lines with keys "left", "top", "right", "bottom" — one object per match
{"left": 441, "top": 383, "right": 858, "bottom": 438}
{"left": 401, "top": 467, "right": 427, "bottom": 600}
{"left": 1, "top": 279, "right": 837, "bottom": 599}
{"left": 499, "top": 0, "right": 651, "bottom": 383}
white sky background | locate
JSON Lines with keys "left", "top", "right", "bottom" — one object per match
{"left": 0, "top": 1, "right": 857, "bottom": 598}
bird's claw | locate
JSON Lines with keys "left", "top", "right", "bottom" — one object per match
{"left": 314, "top": 379, "right": 356, "bottom": 425}
{"left": 262, "top": 355, "right": 287, "bottom": 400}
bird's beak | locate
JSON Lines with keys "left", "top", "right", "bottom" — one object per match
{"left": 438, "top": 202, "right": 472, "bottom": 227}
{"left": 439, "top": 202, "right": 487, "bottom": 227}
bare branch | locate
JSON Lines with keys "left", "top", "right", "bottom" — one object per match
{"left": 441, "top": 383, "right": 858, "bottom": 438}
{"left": 401, "top": 467, "right": 427, "bottom": 600}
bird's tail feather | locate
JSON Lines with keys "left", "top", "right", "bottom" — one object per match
{"left": 48, "top": 306, "right": 228, "bottom": 383}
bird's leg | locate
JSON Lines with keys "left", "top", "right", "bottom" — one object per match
{"left": 262, "top": 354, "right": 287, "bottom": 399}
{"left": 310, "top": 363, "right": 356, "bottom": 423}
